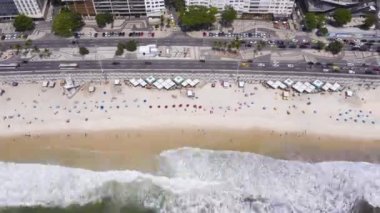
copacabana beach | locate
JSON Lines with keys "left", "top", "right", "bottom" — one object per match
{"left": 0, "top": 81, "right": 379, "bottom": 139}
{"left": 1, "top": 80, "right": 380, "bottom": 212}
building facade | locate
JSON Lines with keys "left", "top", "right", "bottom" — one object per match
{"left": 13, "top": 0, "right": 48, "bottom": 19}
{"left": 63, "top": 0, "right": 164, "bottom": 17}
{"left": 0, "top": 0, "right": 48, "bottom": 19}
{"left": 299, "top": 0, "right": 376, "bottom": 15}
{"left": 0, "top": 0, "right": 19, "bottom": 19}
{"left": 185, "top": 0, "right": 295, "bottom": 17}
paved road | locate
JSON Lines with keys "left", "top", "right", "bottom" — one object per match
{"left": 0, "top": 60, "right": 378, "bottom": 78}
{"left": 2, "top": 35, "right": 380, "bottom": 53}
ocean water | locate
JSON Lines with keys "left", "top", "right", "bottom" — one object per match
{"left": 1, "top": 147, "right": 380, "bottom": 213}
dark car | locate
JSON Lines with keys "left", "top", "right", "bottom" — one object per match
{"left": 22, "top": 60, "right": 28, "bottom": 64}
{"left": 94, "top": 33, "right": 98, "bottom": 37}
{"left": 112, "top": 61, "right": 120, "bottom": 65}
{"left": 144, "top": 61, "right": 152, "bottom": 65}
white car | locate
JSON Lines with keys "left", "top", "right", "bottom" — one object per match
{"left": 348, "top": 70, "right": 355, "bottom": 74}
{"left": 287, "top": 64, "right": 294, "bottom": 68}
{"left": 272, "top": 63, "right": 279, "bottom": 67}
{"left": 323, "top": 69, "right": 329, "bottom": 72}
{"left": 258, "top": 63, "right": 266, "bottom": 67}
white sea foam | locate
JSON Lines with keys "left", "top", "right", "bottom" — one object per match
{"left": 1, "top": 147, "right": 380, "bottom": 212}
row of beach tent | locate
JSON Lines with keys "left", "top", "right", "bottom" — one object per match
{"left": 266, "top": 79, "right": 341, "bottom": 93}
{"left": 126, "top": 76, "right": 200, "bottom": 90}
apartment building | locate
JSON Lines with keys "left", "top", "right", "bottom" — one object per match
{"left": 185, "top": 0, "right": 295, "bottom": 17}
{"left": 13, "top": 0, "right": 48, "bottom": 19}
{"left": 299, "top": 0, "right": 376, "bottom": 15}
{"left": 0, "top": 0, "right": 48, "bottom": 19}
{"left": 0, "top": 0, "right": 19, "bottom": 19}
{"left": 63, "top": 0, "right": 164, "bottom": 17}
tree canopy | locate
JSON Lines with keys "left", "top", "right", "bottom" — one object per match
{"left": 304, "top": 13, "right": 325, "bottom": 31}
{"left": 221, "top": 5, "right": 237, "bottom": 27}
{"left": 180, "top": 6, "right": 217, "bottom": 31}
{"left": 95, "top": 13, "right": 113, "bottom": 28}
{"left": 126, "top": 40, "right": 137, "bottom": 52}
{"left": 333, "top": 8, "right": 352, "bottom": 27}
{"left": 52, "top": 8, "right": 83, "bottom": 37}
{"left": 317, "top": 27, "right": 328, "bottom": 36}
{"left": 13, "top": 14, "right": 34, "bottom": 32}
{"left": 326, "top": 41, "right": 343, "bottom": 55}
{"left": 79, "top": 47, "right": 89, "bottom": 55}
{"left": 361, "top": 13, "right": 376, "bottom": 30}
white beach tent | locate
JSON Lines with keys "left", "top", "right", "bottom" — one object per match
{"left": 292, "top": 81, "right": 305, "bottom": 93}
{"left": 48, "top": 81, "right": 56, "bottom": 88}
{"left": 163, "top": 79, "right": 175, "bottom": 89}
{"left": 189, "top": 79, "right": 200, "bottom": 87}
{"left": 322, "top": 82, "right": 333, "bottom": 91}
{"left": 312, "top": 80, "right": 324, "bottom": 88}
{"left": 331, "top": 82, "right": 341, "bottom": 91}
{"left": 238, "top": 81, "right": 245, "bottom": 88}
{"left": 42, "top": 81, "right": 48, "bottom": 87}
{"left": 114, "top": 79, "right": 121, "bottom": 85}
{"left": 154, "top": 79, "right": 164, "bottom": 89}
{"left": 129, "top": 78, "right": 139, "bottom": 87}
{"left": 275, "top": 81, "right": 287, "bottom": 90}
{"left": 174, "top": 76, "right": 184, "bottom": 84}
{"left": 346, "top": 90, "right": 353, "bottom": 97}
{"left": 146, "top": 76, "right": 156, "bottom": 84}
{"left": 137, "top": 78, "right": 147, "bottom": 87}
{"left": 304, "top": 82, "right": 316, "bottom": 93}
{"left": 266, "top": 80, "right": 277, "bottom": 89}
{"left": 283, "top": 78, "right": 294, "bottom": 87}
{"left": 182, "top": 79, "right": 191, "bottom": 87}
{"left": 187, "top": 90, "right": 194, "bottom": 97}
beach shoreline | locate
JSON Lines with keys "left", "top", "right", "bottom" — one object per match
{"left": 1, "top": 127, "right": 379, "bottom": 172}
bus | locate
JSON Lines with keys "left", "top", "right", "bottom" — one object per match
{"left": 0, "top": 63, "right": 20, "bottom": 69}
{"left": 58, "top": 63, "right": 78, "bottom": 69}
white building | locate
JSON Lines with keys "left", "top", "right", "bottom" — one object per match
{"left": 13, "top": 0, "right": 48, "bottom": 19}
{"left": 185, "top": 0, "right": 295, "bottom": 17}
{"left": 138, "top": 44, "right": 159, "bottom": 57}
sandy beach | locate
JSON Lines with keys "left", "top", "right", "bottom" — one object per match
{"left": 0, "top": 80, "right": 379, "bottom": 171}
{"left": 0, "top": 81, "right": 379, "bottom": 138}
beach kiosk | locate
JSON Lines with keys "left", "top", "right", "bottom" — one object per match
{"left": 238, "top": 81, "right": 245, "bottom": 88}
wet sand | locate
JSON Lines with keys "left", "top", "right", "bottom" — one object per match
{"left": 0, "top": 128, "right": 379, "bottom": 173}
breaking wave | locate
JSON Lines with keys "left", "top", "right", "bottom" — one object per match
{"left": 1, "top": 147, "right": 380, "bottom": 212}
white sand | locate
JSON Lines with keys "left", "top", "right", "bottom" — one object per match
{"left": 0, "top": 82, "right": 379, "bottom": 139}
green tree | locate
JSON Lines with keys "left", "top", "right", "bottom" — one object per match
{"left": 24, "top": 39, "right": 33, "bottom": 49}
{"left": 52, "top": 8, "right": 83, "bottom": 37}
{"left": 95, "top": 13, "right": 113, "bottom": 28}
{"left": 304, "top": 13, "right": 325, "bottom": 31}
{"left": 304, "top": 13, "right": 317, "bottom": 31}
{"left": 333, "top": 8, "right": 352, "bottom": 27}
{"left": 314, "top": 41, "right": 326, "bottom": 50}
{"left": 13, "top": 14, "right": 34, "bottom": 32}
{"left": 115, "top": 42, "right": 126, "bottom": 56}
{"left": 14, "top": 44, "right": 21, "bottom": 55}
{"left": 317, "top": 27, "right": 328, "bottom": 36}
{"left": 180, "top": 6, "right": 218, "bottom": 30}
{"left": 126, "top": 40, "right": 137, "bottom": 52}
{"left": 326, "top": 41, "right": 343, "bottom": 55}
{"left": 79, "top": 47, "right": 89, "bottom": 55}
{"left": 160, "top": 15, "right": 165, "bottom": 27}
{"left": 361, "top": 13, "right": 376, "bottom": 30}
{"left": 221, "top": 5, "right": 237, "bottom": 27}
{"left": 166, "top": 18, "right": 171, "bottom": 27}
